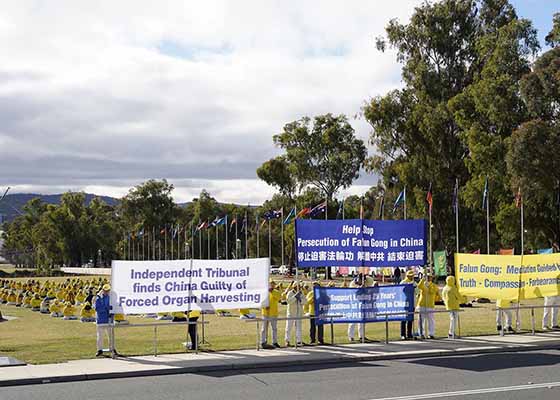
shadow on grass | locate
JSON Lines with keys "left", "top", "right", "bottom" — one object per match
{"left": 410, "top": 351, "right": 560, "bottom": 372}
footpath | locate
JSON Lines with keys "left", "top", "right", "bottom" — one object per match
{"left": 1, "top": 332, "right": 559, "bottom": 387}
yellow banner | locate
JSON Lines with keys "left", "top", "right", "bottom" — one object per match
{"left": 455, "top": 253, "right": 560, "bottom": 300}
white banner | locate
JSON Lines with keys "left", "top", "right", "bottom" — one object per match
{"left": 111, "top": 258, "right": 270, "bottom": 314}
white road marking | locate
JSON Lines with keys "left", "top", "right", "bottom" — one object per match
{"left": 368, "top": 381, "right": 560, "bottom": 400}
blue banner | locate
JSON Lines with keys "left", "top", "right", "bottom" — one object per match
{"left": 295, "top": 219, "right": 426, "bottom": 268}
{"left": 313, "top": 284, "right": 414, "bottom": 324}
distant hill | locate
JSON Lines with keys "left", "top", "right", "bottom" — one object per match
{"left": 0, "top": 193, "right": 120, "bottom": 224}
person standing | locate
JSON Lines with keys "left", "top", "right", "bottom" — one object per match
{"left": 393, "top": 267, "right": 402, "bottom": 284}
{"left": 284, "top": 281, "right": 303, "bottom": 346}
{"left": 94, "top": 284, "right": 119, "bottom": 357}
{"left": 348, "top": 274, "right": 366, "bottom": 342}
{"left": 442, "top": 276, "right": 461, "bottom": 338}
{"left": 417, "top": 274, "right": 439, "bottom": 339}
{"left": 400, "top": 270, "right": 417, "bottom": 340}
{"left": 186, "top": 310, "right": 201, "bottom": 350}
{"left": 496, "top": 298, "right": 515, "bottom": 333}
{"left": 261, "top": 280, "right": 281, "bottom": 349}
{"left": 543, "top": 295, "right": 560, "bottom": 330}
{"left": 307, "top": 281, "right": 324, "bottom": 344}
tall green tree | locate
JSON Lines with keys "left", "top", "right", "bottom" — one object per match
{"left": 365, "top": 0, "right": 539, "bottom": 253}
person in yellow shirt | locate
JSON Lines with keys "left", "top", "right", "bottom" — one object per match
{"left": 30, "top": 293, "right": 42, "bottom": 311}
{"left": 186, "top": 310, "right": 201, "bottom": 350}
{"left": 62, "top": 301, "right": 77, "bottom": 320}
{"left": 261, "top": 280, "right": 281, "bottom": 349}
{"left": 307, "top": 281, "right": 324, "bottom": 344}
{"left": 80, "top": 302, "right": 96, "bottom": 322}
{"left": 416, "top": 274, "right": 439, "bottom": 339}
{"left": 49, "top": 299, "right": 62, "bottom": 317}
{"left": 172, "top": 311, "right": 187, "bottom": 322}
{"left": 442, "top": 276, "right": 461, "bottom": 338}
{"left": 114, "top": 313, "right": 129, "bottom": 325}
{"left": 7, "top": 291, "right": 17, "bottom": 305}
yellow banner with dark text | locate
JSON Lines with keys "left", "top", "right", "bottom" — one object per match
{"left": 455, "top": 253, "right": 560, "bottom": 300}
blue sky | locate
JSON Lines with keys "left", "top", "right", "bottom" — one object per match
{"left": 511, "top": 0, "right": 557, "bottom": 46}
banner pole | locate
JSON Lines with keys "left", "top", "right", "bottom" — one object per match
{"left": 404, "top": 186, "right": 407, "bottom": 220}
{"left": 171, "top": 225, "right": 174, "bottom": 260}
{"left": 216, "top": 224, "right": 219, "bottom": 260}
{"left": 142, "top": 230, "right": 145, "bottom": 260}
{"left": 456, "top": 179, "right": 459, "bottom": 254}
{"left": 198, "top": 221, "right": 202, "bottom": 259}
{"left": 257, "top": 214, "right": 260, "bottom": 258}
{"left": 235, "top": 214, "right": 238, "bottom": 259}
{"left": 245, "top": 210, "right": 248, "bottom": 259}
{"left": 429, "top": 206, "right": 433, "bottom": 274}
{"left": 521, "top": 200, "right": 524, "bottom": 256}
{"left": 207, "top": 223, "right": 210, "bottom": 260}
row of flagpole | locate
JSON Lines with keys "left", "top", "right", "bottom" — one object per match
{"left": 122, "top": 177, "right": 538, "bottom": 264}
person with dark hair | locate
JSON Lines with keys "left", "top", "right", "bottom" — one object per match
{"left": 393, "top": 267, "right": 402, "bottom": 284}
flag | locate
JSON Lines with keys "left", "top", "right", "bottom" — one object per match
{"left": 482, "top": 177, "right": 489, "bottom": 210}
{"left": 471, "top": 249, "right": 481, "bottom": 254}
{"left": 336, "top": 199, "right": 344, "bottom": 219}
{"left": 210, "top": 216, "right": 225, "bottom": 227}
{"left": 538, "top": 248, "right": 553, "bottom": 254}
{"left": 452, "top": 178, "right": 459, "bottom": 214}
{"left": 172, "top": 225, "right": 178, "bottom": 239}
{"left": 196, "top": 221, "right": 208, "bottom": 231}
{"left": 263, "top": 209, "right": 282, "bottom": 221}
{"left": 378, "top": 195, "right": 385, "bottom": 219}
{"left": 426, "top": 183, "right": 433, "bottom": 213}
{"left": 160, "top": 226, "right": 166, "bottom": 235}
{"left": 230, "top": 217, "right": 237, "bottom": 230}
{"left": 433, "top": 250, "right": 447, "bottom": 277}
{"left": 283, "top": 207, "right": 296, "bottom": 224}
{"left": 392, "top": 190, "right": 405, "bottom": 213}
{"left": 296, "top": 207, "right": 311, "bottom": 219}
{"left": 309, "top": 201, "right": 327, "bottom": 217}
{"left": 499, "top": 248, "right": 514, "bottom": 255}
{"left": 515, "top": 187, "right": 522, "bottom": 208}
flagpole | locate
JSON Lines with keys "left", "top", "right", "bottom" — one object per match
{"left": 152, "top": 227, "right": 155, "bottom": 260}
{"left": 429, "top": 203, "right": 433, "bottom": 274}
{"left": 216, "top": 223, "right": 219, "bottom": 260}
{"left": 190, "top": 222, "right": 193, "bottom": 259}
{"left": 171, "top": 225, "right": 174, "bottom": 260}
{"left": 268, "top": 219, "right": 272, "bottom": 261}
{"left": 404, "top": 186, "right": 407, "bottom": 220}
{"left": 281, "top": 208, "right": 285, "bottom": 266}
{"left": 142, "top": 229, "right": 145, "bottom": 260}
{"left": 454, "top": 179, "right": 459, "bottom": 254}
{"left": 245, "top": 210, "right": 248, "bottom": 259}
{"left": 342, "top": 198, "right": 345, "bottom": 220}
{"left": 487, "top": 188, "right": 490, "bottom": 254}
{"left": 207, "top": 221, "right": 210, "bottom": 260}
{"left": 521, "top": 196, "right": 524, "bottom": 256}
{"left": 225, "top": 215, "right": 229, "bottom": 260}
{"left": 164, "top": 225, "right": 168, "bottom": 260}
{"left": 235, "top": 214, "right": 238, "bottom": 259}
{"left": 257, "top": 214, "right": 260, "bottom": 258}
{"left": 127, "top": 234, "right": 131, "bottom": 260}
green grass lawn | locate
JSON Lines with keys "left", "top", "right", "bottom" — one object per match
{"left": 0, "top": 295, "right": 549, "bottom": 365}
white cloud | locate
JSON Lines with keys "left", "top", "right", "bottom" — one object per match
{"left": 0, "top": 0, "right": 422, "bottom": 204}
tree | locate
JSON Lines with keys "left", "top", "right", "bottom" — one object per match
{"left": 365, "top": 0, "right": 539, "bottom": 253}
{"left": 545, "top": 12, "right": 560, "bottom": 47}
{"left": 256, "top": 156, "right": 297, "bottom": 199}
{"left": 271, "top": 113, "right": 367, "bottom": 201}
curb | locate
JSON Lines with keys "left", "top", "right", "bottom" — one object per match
{"left": 1, "top": 342, "right": 558, "bottom": 387}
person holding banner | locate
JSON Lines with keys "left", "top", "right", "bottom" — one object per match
{"left": 187, "top": 310, "right": 201, "bottom": 350}
{"left": 417, "top": 275, "right": 438, "bottom": 339}
{"left": 442, "top": 276, "right": 460, "bottom": 338}
{"left": 543, "top": 295, "right": 560, "bottom": 330}
{"left": 400, "top": 270, "right": 416, "bottom": 340}
{"left": 284, "top": 281, "right": 304, "bottom": 346}
{"left": 307, "top": 281, "right": 324, "bottom": 345}
{"left": 348, "top": 274, "right": 366, "bottom": 342}
{"left": 261, "top": 280, "right": 281, "bottom": 349}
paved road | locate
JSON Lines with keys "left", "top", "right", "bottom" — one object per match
{"left": 3, "top": 350, "right": 560, "bottom": 400}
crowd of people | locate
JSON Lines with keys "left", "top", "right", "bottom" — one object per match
{"left": 1, "top": 272, "right": 559, "bottom": 356}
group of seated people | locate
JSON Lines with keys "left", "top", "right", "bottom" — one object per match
{"left": 0, "top": 278, "right": 127, "bottom": 323}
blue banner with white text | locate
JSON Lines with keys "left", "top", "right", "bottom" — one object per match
{"left": 295, "top": 219, "right": 426, "bottom": 268}
{"left": 313, "top": 284, "right": 414, "bottom": 324}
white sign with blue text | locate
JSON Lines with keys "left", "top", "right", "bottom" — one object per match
{"left": 111, "top": 258, "right": 270, "bottom": 314}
